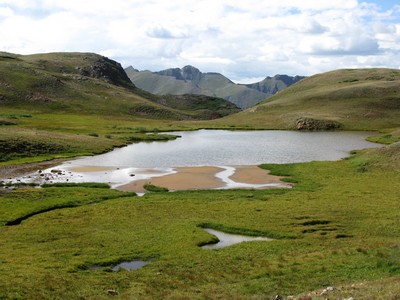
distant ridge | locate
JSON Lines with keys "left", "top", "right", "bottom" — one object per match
{"left": 125, "top": 66, "right": 305, "bottom": 109}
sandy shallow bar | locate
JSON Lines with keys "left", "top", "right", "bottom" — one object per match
{"left": 117, "top": 165, "right": 290, "bottom": 193}
{"left": 117, "top": 166, "right": 226, "bottom": 193}
{"left": 68, "top": 166, "right": 117, "bottom": 172}
{"left": 230, "top": 165, "right": 285, "bottom": 185}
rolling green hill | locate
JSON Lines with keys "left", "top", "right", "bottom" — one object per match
{"left": 219, "top": 68, "right": 400, "bottom": 130}
{"left": 125, "top": 65, "right": 305, "bottom": 109}
{"left": 0, "top": 52, "right": 239, "bottom": 120}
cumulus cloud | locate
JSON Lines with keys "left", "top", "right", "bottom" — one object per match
{"left": 0, "top": 0, "right": 399, "bottom": 81}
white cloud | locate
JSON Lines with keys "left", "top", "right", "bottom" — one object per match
{"left": 0, "top": 0, "right": 399, "bottom": 81}
{"left": 0, "top": 6, "right": 13, "bottom": 17}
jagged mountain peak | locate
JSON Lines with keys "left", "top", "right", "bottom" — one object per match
{"left": 154, "top": 65, "right": 203, "bottom": 81}
{"left": 181, "top": 65, "right": 202, "bottom": 81}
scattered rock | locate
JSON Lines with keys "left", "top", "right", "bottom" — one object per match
{"left": 107, "top": 289, "right": 118, "bottom": 296}
{"left": 320, "top": 286, "right": 335, "bottom": 296}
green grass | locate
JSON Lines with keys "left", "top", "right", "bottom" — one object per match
{"left": 41, "top": 182, "right": 111, "bottom": 188}
{"left": 0, "top": 186, "right": 135, "bottom": 226}
{"left": 0, "top": 145, "right": 399, "bottom": 298}
{"left": 143, "top": 183, "right": 169, "bottom": 192}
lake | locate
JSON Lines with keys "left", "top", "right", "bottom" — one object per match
{"left": 10, "top": 130, "right": 382, "bottom": 191}
{"left": 69, "top": 130, "right": 381, "bottom": 167}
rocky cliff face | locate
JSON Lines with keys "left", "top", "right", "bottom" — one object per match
{"left": 75, "top": 55, "right": 135, "bottom": 90}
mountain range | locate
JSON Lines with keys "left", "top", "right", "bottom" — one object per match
{"left": 125, "top": 65, "right": 305, "bottom": 109}
{"left": 0, "top": 52, "right": 239, "bottom": 121}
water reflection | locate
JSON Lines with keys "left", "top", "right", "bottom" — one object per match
{"left": 111, "top": 260, "right": 150, "bottom": 271}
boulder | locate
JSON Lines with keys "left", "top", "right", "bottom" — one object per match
{"left": 296, "top": 117, "right": 342, "bottom": 131}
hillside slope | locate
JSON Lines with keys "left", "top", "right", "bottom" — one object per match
{"left": 0, "top": 52, "right": 239, "bottom": 120}
{"left": 125, "top": 65, "right": 305, "bottom": 109}
{"left": 219, "top": 68, "right": 400, "bottom": 130}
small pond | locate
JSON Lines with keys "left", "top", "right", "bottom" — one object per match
{"left": 111, "top": 260, "right": 150, "bottom": 271}
{"left": 201, "top": 228, "right": 273, "bottom": 249}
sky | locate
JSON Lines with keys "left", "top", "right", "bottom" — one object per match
{"left": 1, "top": 0, "right": 400, "bottom": 83}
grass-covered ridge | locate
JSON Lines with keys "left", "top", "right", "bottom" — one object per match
{"left": 220, "top": 68, "right": 400, "bottom": 130}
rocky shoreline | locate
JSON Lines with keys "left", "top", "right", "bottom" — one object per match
{"left": 0, "top": 158, "right": 68, "bottom": 181}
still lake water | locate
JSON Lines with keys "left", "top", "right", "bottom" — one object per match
{"left": 71, "top": 130, "right": 381, "bottom": 168}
